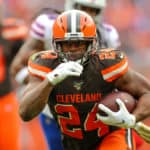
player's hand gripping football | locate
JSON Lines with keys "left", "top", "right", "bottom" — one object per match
{"left": 47, "top": 61, "right": 83, "bottom": 85}
{"left": 97, "top": 98, "right": 150, "bottom": 143}
{"left": 97, "top": 98, "right": 136, "bottom": 128}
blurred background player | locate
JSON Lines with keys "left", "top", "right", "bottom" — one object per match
{"left": 0, "top": 0, "right": 49, "bottom": 149}
{"left": 0, "top": 6, "right": 27, "bottom": 150}
{"left": 10, "top": 8, "right": 64, "bottom": 150}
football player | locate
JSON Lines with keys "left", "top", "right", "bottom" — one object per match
{"left": 19, "top": 10, "right": 150, "bottom": 150}
{"left": 10, "top": 1, "right": 120, "bottom": 149}
{"left": 0, "top": 17, "right": 27, "bottom": 150}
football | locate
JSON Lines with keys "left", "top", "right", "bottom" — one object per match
{"left": 99, "top": 91, "right": 137, "bottom": 115}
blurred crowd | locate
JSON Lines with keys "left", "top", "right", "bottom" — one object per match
{"left": 104, "top": 0, "right": 150, "bottom": 78}
{"left": 0, "top": 0, "right": 150, "bottom": 150}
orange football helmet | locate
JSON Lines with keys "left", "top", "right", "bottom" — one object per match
{"left": 52, "top": 9, "right": 96, "bottom": 63}
{"left": 53, "top": 9, "right": 96, "bottom": 41}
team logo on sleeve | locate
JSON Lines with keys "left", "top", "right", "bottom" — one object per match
{"left": 99, "top": 48, "right": 116, "bottom": 60}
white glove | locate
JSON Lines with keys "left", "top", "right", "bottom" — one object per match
{"left": 97, "top": 98, "right": 136, "bottom": 128}
{"left": 97, "top": 98, "right": 150, "bottom": 142}
{"left": 134, "top": 122, "right": 150, "bottom": 143}
{"left": 47, "top": 61, "right": 83, "bottom": 85}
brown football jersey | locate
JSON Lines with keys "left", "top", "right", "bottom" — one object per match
{"left": 28, "top": 48, "right": 128, "bottom": 150}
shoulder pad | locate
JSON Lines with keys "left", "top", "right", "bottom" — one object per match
{"left": 99, "top": 49, "right": 128, "bottom": 82}
{"left": 28, "top": 50, "right": 58, "bottom": 79}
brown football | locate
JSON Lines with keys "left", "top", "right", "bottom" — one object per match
{"left": 99, "top": 91, "right": 137, "bottom": 115}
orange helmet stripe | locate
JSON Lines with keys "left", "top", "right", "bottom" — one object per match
{"left": 53, "top": 10, "right": 96, "bottom": 41}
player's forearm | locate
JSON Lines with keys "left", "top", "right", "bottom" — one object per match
{"left": 19, "top": 79, "right": 53, "bottom": 121}
{"left": 132, "top": 93, "right": 150, "bottom": 122}
{"left": 20, "top": 61, "right": 83, "bottom": 121}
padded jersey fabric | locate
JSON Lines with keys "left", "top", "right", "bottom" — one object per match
{"left": 28, "top": 49, "right": 128, "bottom": 150}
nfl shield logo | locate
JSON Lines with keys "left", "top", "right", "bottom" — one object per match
{"left": 73, "top": 81, "right": 84, "bottom": 90}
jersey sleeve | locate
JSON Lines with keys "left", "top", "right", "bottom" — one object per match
{"left": 28, "top": 50, "right": 58, "bottom": 80}
{"left": 102, "top": 23, "right": 121, "bottom": 48}
{"left": 29, "top": 14, "right": 56, "bottom": 41}
{"left": 99, "top": 49, "right": 128, "bottom": 82}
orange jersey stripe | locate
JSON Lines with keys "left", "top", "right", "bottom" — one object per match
{"left": 28, "top": 70, "right": 45, "bottom": 80}
{"left": 102, "top": 57, "right": 127, "bottom": 75}
{"left": 28, "top": 60, "right": 52, "bottom": 79}
{"left": 104, "top": 65, "right": 128, "bottom": 82}
{"left": 101, "top": 57, "right": 128, "bottom": 82}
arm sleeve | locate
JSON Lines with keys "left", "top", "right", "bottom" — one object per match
{"left": 99, "top": 49, "right": 128, "bottom": 82}
{"left": 28, "top": 50, "right": 55, "bottom": 79}
{"left": 29, "top": 14, "right": 55, "bottom": 41}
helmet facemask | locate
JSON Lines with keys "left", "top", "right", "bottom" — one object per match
{"left": 53, "top": 39, "right": 96, "bottom": 64}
